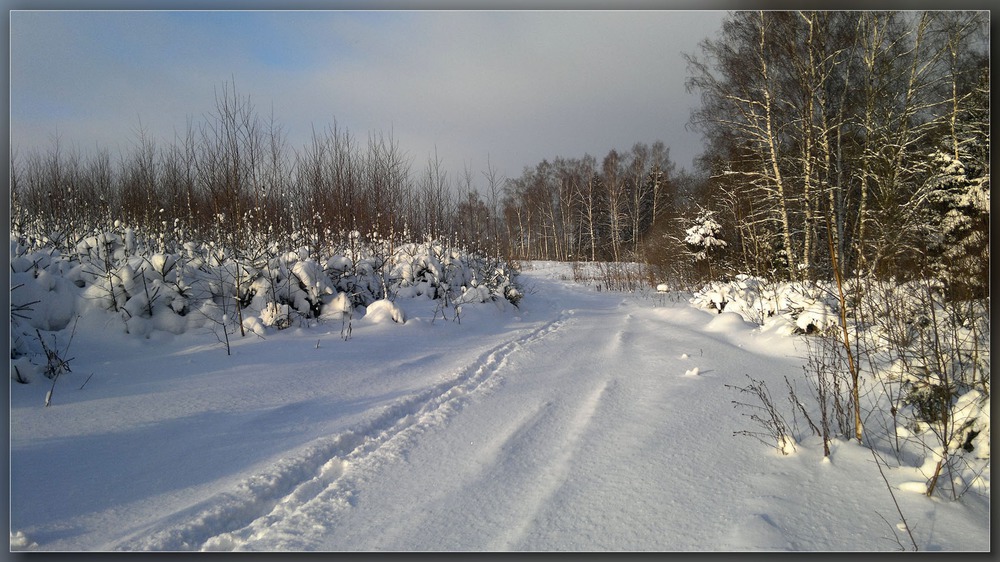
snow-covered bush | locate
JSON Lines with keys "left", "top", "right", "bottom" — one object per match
{"left": 363, "top": 299, "right": 406, "bottom": 324}
{"left": 700, "top": 272, "right": 989, "bottom": 500}
{"left": 388, "top": 242, "right": 520, "bottom": 307}
{"left": 10, "top": 261, "right": 79, "bottom": 332}
{"left": 9, "top": 224, "right": 523, "bottom": 378}
{"left": 260, "top": 302, "right": 292, "bottom": 330}
{"left": 690, "top": 276, "right": 838, "bottom": 334}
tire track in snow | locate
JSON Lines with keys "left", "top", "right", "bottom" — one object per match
{"left": 491, "top": 378, "right": 611, "bottom": 551}
{"left": 114, "top": 313, "right": 568, "bottom": 551}
{"left": 487, "top": 305, "right": 628, "bottom": 549}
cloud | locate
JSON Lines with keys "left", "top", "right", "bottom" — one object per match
{"left": 10, "top": 10, "right": 725, "bottom": 181}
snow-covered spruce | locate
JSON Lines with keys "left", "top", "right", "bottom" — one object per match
{"left": 683, "top": 207, "right": 727, "bottom": 261}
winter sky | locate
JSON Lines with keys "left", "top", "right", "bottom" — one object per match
{"left": 9, "top": 8, "right": 727, "bottom": 184}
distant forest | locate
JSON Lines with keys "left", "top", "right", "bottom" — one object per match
{"left": 11, "top": 11, "right": 988, "bottom": 297}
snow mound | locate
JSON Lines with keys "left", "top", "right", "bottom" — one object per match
{"left": 704, "top": 311, "right": 756, "bottom": 333}
{"left": 759, "top": 315, "right": 798, "bottom": 337}
{"left": 363, "top": 299, "right": 406, "bottom": 324}
{"left": 793, "top": 298, "right": 837, "bottom": 334}
{"left": 776, "top": 435, "right": 797, "bottom": 456}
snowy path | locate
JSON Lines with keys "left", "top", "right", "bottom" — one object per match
{"left": 127, "top": 277, "right": 768, "bottom": 552}
{"left": 10, "top": 263, "right": 989, "bottom": 551}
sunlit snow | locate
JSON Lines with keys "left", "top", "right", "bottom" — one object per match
{"left": 9, "top": 262, "right": 990, "bottom": 552}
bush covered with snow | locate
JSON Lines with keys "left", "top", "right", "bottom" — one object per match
{"left": 693, "top": 273, "right": 990, "bottom": 499}
{"left": 690, "top": 275, "right": 839, "bottom": 334}
{"left": 10, "top": 224, "right": 522, "bottom": 380}
{"left": 363, "top": 299, "right": 406, "bottom": 324}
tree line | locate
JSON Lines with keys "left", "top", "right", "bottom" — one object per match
{"left": 463, "top": 10, "right": 989, "bottom": 299}
{"left": 10, "top": 80, "right": 695, "bottom": 280}
{"left": 10, "top": 82, "right": 509, "bottom": 262}
{"left": 498, "top": 142, "right": 684, "bottom": 264}
{"left": 11, "top": 11, "right": 989, "bottom": 300}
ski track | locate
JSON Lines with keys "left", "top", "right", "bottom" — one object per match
{"left": 114, "top": 312, "right": 569, "bottom": 551}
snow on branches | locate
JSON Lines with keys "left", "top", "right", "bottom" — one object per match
{"left": 684, "top": 207, "right": 727, "bottom": 261}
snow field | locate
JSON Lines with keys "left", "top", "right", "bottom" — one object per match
{"left": 10, "top": 261, "right": 990, "bottom": 551}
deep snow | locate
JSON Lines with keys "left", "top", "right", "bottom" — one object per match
{"left": 9, "top": 262, "right": 990, "bottom": 551}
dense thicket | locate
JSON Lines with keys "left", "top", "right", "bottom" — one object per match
{"left": 684, "top": 11, "right": 989, "bottom": 299}
{"left": 10, "top": 82, "right": 508, "bottom": 264}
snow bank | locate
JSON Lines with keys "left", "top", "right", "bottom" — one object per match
{"left": 704, "top": 311, "right": 756, "bottom": 333}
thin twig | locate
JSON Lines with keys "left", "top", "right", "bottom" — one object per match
{"left": 79, "top": 373, "right": 95, "bottom": 390}
{"left": 869, "top": 445, "right": 918, "bottom": 551}
{"left": 874, "top": 511, "right": 906, "bottom": 552}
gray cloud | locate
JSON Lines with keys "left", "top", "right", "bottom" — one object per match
{"left": 11, "top": 10, "right": 726, "bottom": 183}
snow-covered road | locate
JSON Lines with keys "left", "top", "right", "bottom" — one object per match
{"left": 10, "top": 263, "right": 989, "bottom": 551}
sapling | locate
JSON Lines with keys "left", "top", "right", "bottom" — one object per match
{"left": 138, "top": 268, "right": 159, "bottom": 318}
{"left": 37, "top": 317, "right": 78, "bottom": 407}
{"left": 683, "top": 206, "right": 728, "bottom": 282}
{"left": 78, "top": 231, "right": 126, "bottom": 314}
{"left": 216, "top": 312, "right": 233, "bottom": 356}
{"left": 341, "top": 296, "right": 354, "bottom": 341}
{"left": 785, "top": 375, "right": 822, "bottom": 446}
{"left": 728, "top": 374, "right": 796, "bottom": 455}
{"left": 195, "top": 249, "right": 241, "bottom": 355}
{"left": 825, "top": 212, "right": 862, "bottom": 443}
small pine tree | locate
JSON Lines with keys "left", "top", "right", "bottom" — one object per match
{"left": 684, "top": 207, "right": 727, "bottom": 280}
